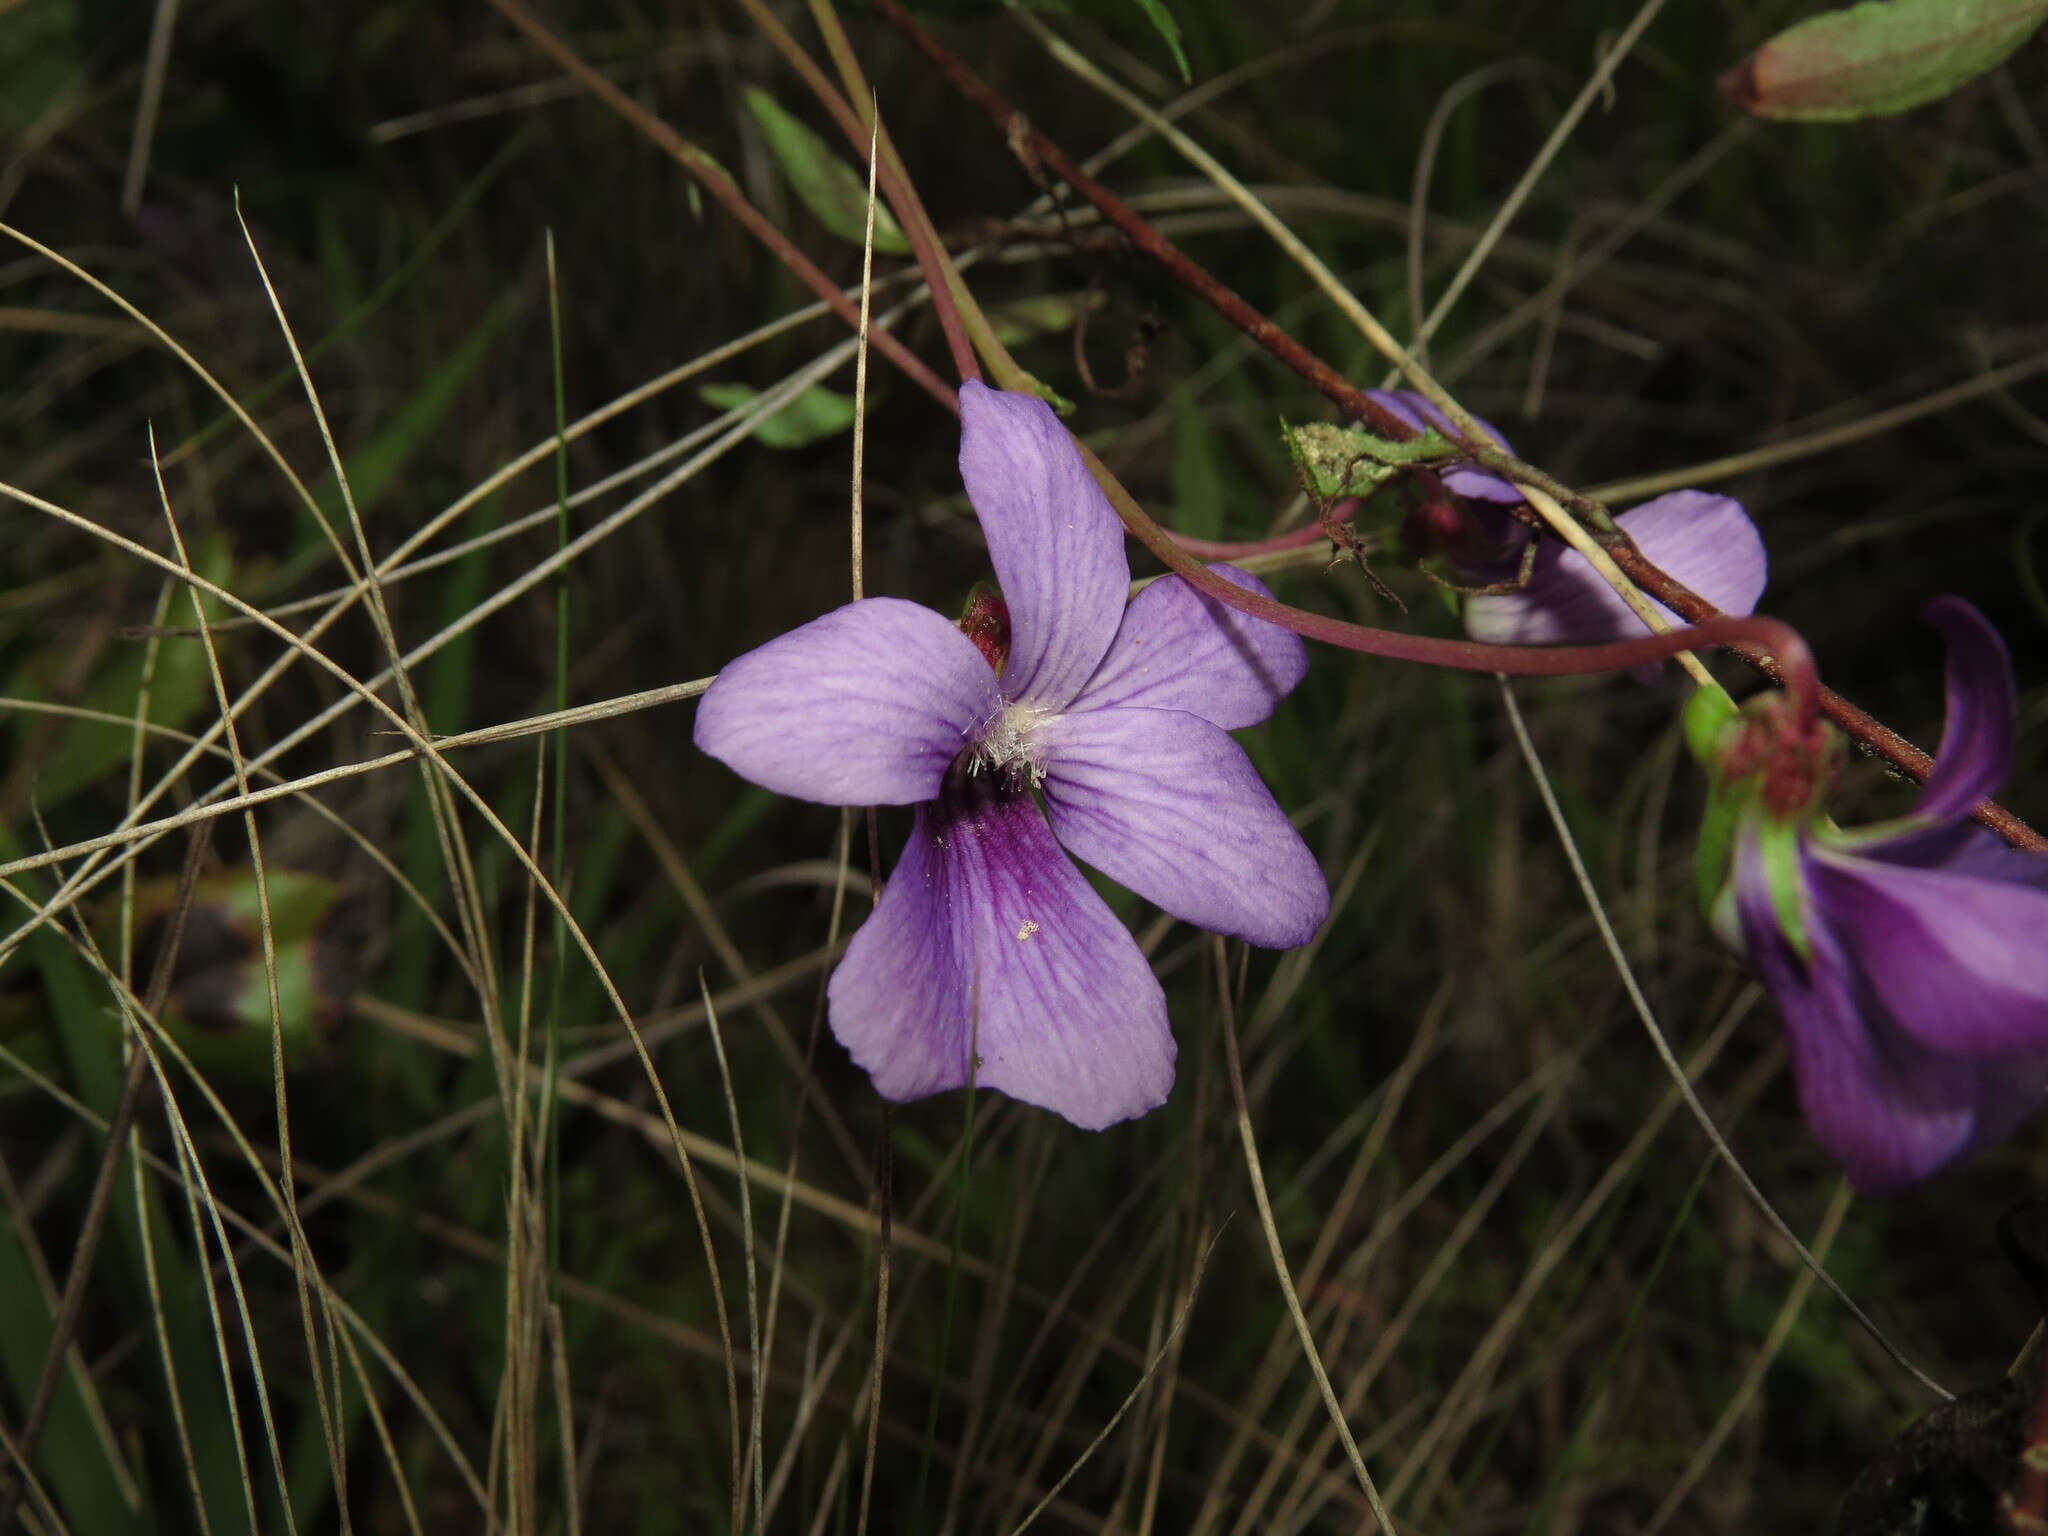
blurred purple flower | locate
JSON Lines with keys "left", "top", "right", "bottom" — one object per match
{"left": 694, "top": 381, "right": 1327, "bottom": 1128}
{"left": 1730, "top": 598, "right": 2048, "bottom": 1191}
{"left": 1363, "top": 389, "right": 1768, "bottom": 646}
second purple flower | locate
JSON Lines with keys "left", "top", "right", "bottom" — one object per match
{"left": 1363, "top": 388, "right": 1770, "bottom": 647}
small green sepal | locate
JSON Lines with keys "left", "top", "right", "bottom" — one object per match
{"left": 1682, "top": 682, "right": 1741, "bottom": 773}
{"left": 1753, "top": 816, "right": 1814, "bottom": 964}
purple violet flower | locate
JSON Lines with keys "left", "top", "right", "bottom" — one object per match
{"left": 1363, "top": 389, "right": 1768, "bottom": 646}
{"left": 1720, "top": 598, "right": 2048, "bottom": 1191}
{"left": 694, "top": 381, "right": 1329, "bottom": 1128}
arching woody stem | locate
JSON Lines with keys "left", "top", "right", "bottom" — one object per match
{"left": 1072, "top": 441, "right": 1824, "bottom": 728}
{"left": 869, "top": 0, "right": 2046, "bottom": 853}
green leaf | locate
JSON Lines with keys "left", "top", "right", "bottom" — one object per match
{"left": 1683, "top": 685, "right": 1743, "bottom": 919}
{"left": 986, "top": 291, "right": 1104, "bottom": 347}
{"left": 701, "top": 381, "right": 858, "bottom": 448}
{"left": 1681, "top": 681, "right": 1740, "bottom": 772}
{"left": 1129, "top": 0, "right": 1192, "bottom": 83}
{"left": 1721, "top": 0, "right": 2048, "bottom": 122}
{"left": 741, "top": 89, "right": 911, "bottom": 254}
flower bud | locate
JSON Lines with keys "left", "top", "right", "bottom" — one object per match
{"left": 1718, "top": 693, "right": 1839, "bottom": 820}
{"left": 957, "top": 582, "right": 1011, "bottom": 676}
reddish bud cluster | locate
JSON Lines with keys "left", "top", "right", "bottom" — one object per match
{"left": 958, "top": 583, "right": 1011, "bottom": 676}
{"left": 1722, "top": 696, "right": 1835, "bottom": 818}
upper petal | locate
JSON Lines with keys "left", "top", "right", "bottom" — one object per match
{"left": 826, "top": 770, "right": 1174, "bottom": 1129}
{"left": 1869, "top": 823, "right": 2048, "bottom": 892}
{"left": 1067, "top": 564, "right": 1308, "bottom": 729}
{"left": 1909, "top": 596, "right": 2016, "bottom": 824}
{"left": 1361, "top": 388, "right": 1523, "bottom": 502}
{"left": 958, "top": 381, "right": 1129, "bottom": 709}
{"left": 1735, "top": 834, "right": 1991, "bottom": 1191}
{"left": 1810, "top": 846, "right": 2048, "bottom": 1056}
{"left": 1463, "top": 490, "right": 1764, "bottom": 647}
{"left": 1039, "top": 706, "right": 1328, "bottom": 948}
{"left": 694, "top": 597, "right": 999, "bottom": 805}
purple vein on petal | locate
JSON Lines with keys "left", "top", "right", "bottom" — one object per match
{"left": 827, "top": 767, "right": 1174, "bottom": 1129}
{"left": 1734, "top": 833, "right": 1983, "bottom": 1191}
{"left": 958, "top": 381, "right": 1130, "bottom": 710}
{"left": 1069, "top": 563, "right": 1307, "bottom": 729}
{"left": 1464, "top": 491, "right": 1764, "bottom": 647}
{"left": 1911, "top": 595, "right": 2018, "bottom": 824}
{"left": 1040, "top": 705, "right": 1328, "bottom": 949}
{"left": 694, "top": 596, "right": 1000, "bottom": 805}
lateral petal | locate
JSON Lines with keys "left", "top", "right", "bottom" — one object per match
{"left": 694, "top": 597, "right": 998, "bottom": 805}
{"left": 1464, "top": 491, "right": 1765, "bottom": 646}
{"left": 1040, "top": 706, "right": 1328, "bottom": 949}
{"left": 1736, "top": 837, "right": 1986, "bottom": 1191}
{"left": 958, "top": 381, "right": 1129, "bottom": 709}
{"left": 1068, "top": 564, "right": 1308, "bottom": 729}
{"left": 827, "top": 772, "right": 1174, "bottom": 1129}
{"left": 1910, "top": 596, "right": 2017, "bottom": 824}
{"left": 1810, "top": 848, "right": 2048, "bottom": 1056}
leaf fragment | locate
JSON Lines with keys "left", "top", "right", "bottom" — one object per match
{"left": 742, "top": 88, "right": 911, "bottom": 253}
{"left": 1721, "top": 0, "right": 2048, "bottom": 122}
{"left": 1129, "top": 0, "right": 1192, "bottom": 83}
{"left": 701, "top": 381, "right": 858, "bottom": 448}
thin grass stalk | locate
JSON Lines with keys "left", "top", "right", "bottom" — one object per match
{"left": 1495, "top": 675, "right": 1947, "bottom": 1399}
{"left": 153, "top": 434, "right": 341, "bottom": 1533}
{"left": 1210, "top": 935, "right": 1398, "bottom": 1534}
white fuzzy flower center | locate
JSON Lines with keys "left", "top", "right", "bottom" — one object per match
{"left": 970, "top": 700, "right": 1053, "bottom": 785}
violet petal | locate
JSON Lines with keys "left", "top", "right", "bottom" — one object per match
{"left": 1067, "top": 564, "right": 1308, "bottom": 729}
{"left": 1462, "top": 490, "right": 1764, "bottom": 647}
{"left": 1735, "top": 836, "right": 1985, "bottom": 1190}
{"left": 694, "top": 596, "right": 999, "bottom": 805}
{"left": 1908, "top": 596, "right": 2017, "bottom": 824}
{"left": 1857, "top": 822, "right": 2048, "bottom": 891}
{"left": 1039, "top": 706, "right": 1328, "bottom": 948}
{"left": 827, "top": 772, "right": 1174, "bottom": 1129}
{"left": 958, "top": 381, "right": 1128, "bottom": 709}
{"left": 1809, "top": 847, "right": 2048, "bottom": 1055}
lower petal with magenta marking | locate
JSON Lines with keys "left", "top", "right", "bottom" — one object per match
{"left": 827, "top": 767, "right": 1174, "bottom": 1130}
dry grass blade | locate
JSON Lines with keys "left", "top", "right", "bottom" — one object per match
{"left": 0, "top": 679, "right": 716, "bottom": 885}
{"left": 1643, "top": 1178, "right": 1854, "bottom": 1533}
{"left": 153, "top": 428, "right": 338, "bottom": 1535}
{"left": 1017, "top": 10, "right": 1713, "bottom": 689}
{"left": 1006, "top": 1229, "right": 1224, "bottom": 1536}
{"left": 701, "top": 977, "right": 760, "bottom": 1534}
{"left": 1400, "top": 0, "right": 1676, "bottom": 360}
{"left": 1494, "top": 676, "right": 1948, "bottom": 1399}
{"left": 0, "top": 786, "right": 210, "bottom": 1530}
{"left": 1212, "top": 936, "right": 1399, "bottom": 1535}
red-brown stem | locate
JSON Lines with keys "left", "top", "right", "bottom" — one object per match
{"left": 873, "top": 0, "right": 2048, "bottom": 854}
{"left": 726, "top": 0, "right": 982, "bottom": 384}
{"left": 1172, "top": 523, "right": 1334, "bottom": 560}
{"left": 481, "top": 0, "right": 961, "bottom": 414}
{"left": 866, "top": 0, "right": 1416, "bottom": 440}
{"left": 1081, "top": 439, "right": 1820, "bottom": 699}
{"left": 1607, "top": 542, "right": 2045, "bottom": 850}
